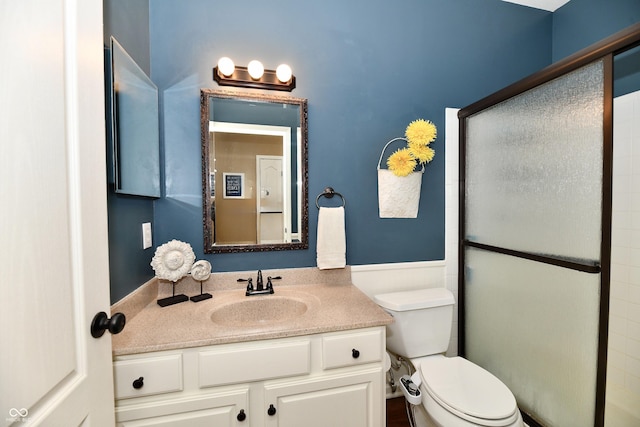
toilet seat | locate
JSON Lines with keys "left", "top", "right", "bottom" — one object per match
{"left": 418, "top": 356, "right": 520, "bottom": 426}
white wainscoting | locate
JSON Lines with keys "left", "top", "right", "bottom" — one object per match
{"left": 351, "top": 261, "right": 446, "bottom": 299}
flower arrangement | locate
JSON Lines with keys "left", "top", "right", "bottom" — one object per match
{"left": 386, "top": 119, "right": 437, "bottom": 177}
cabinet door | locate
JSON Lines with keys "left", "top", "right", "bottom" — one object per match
{"left": 118, "top": 407, "right": 238, "bottom": 427}
{"left": 263, "top": 368, "right": 383, "bottom": 427}
{"left": 116, "top": 389, "right": 249, "bottom": 427}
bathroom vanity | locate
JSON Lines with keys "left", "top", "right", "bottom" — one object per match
{"left": 111, "top": 268, "right": 392, "bottom": 426}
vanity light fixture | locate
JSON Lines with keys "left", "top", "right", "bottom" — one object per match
{"left": 213, "top": 57, "right": 296, "bottom": 91}
{"left": 247, "top": 60, "right": 264, "bottom": 79}
{"left": 276, "top": 64, "right": 292, "bottom": 83}
{"left": 217, "top": 57, "right": 235, "bottom": 77}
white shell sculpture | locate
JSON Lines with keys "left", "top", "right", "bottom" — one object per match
{"left": 190, "top": 260, "right": 212, "bottom": 282}
{"left": 150, "top": 239, "right": 196, "bottom": 282}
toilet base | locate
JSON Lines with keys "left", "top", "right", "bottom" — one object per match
{"left": 408, "top": 402, "right": 437, "bottom": 427}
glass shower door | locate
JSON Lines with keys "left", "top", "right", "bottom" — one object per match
{"left": 460, "top": 59, "right": 610, "bottom": 426}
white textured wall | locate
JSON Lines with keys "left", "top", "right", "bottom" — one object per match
{"left": 609, "top": 90, "right": 640, "bottom": 420}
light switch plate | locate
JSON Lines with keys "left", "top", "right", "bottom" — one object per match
{"left": 142, "top": 222, "right": 152, "bottom": 249}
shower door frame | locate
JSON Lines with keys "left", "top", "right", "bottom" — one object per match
{"left": 458, "top": 23, "right": 640, "bottom": 427}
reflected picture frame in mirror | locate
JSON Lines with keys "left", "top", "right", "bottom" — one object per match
{"left": 200, "top": 89, "right": 308, "bottom": 253}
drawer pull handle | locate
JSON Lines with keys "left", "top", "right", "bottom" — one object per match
{"left": 267, "top": 404, "right": 277, "bottom": 416}
{"left": 352, "top": 348, "right": 360, "bottom": 359}
{"left": 237, "top": 409, "right": 246, "bottom": 421}
{"left": 132, "top": 377, "right": 144, "bottom": 389}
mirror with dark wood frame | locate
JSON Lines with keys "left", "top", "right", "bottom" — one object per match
{"left": 200, "top": 89, "right": 308, "bottom": 253}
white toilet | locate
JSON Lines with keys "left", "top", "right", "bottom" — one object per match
{"left": 374, "top": 288, "right": 523, "bottom": 427}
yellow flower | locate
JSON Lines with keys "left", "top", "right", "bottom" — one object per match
{"left": 405, "top": 119, "right": 437, "bottom": 145}
{"left": 387, "top": 148, "right": 417, "bottom": 177}
{"left": 408, "top": 141, "right": 435, "bottom": 164}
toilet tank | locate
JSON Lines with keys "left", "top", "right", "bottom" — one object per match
{"left": 373, "top": 288, "right": 455, "bottom": 358}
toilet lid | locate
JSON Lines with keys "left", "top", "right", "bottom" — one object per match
{"left": 419, "top": 356, "right": 517, "bottom": 421}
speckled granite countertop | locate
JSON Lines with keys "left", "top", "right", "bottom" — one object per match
{"left": 111, "top": 267, "right": 393, "bottom": 356}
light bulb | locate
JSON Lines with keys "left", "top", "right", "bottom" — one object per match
{"left": 217, "top": 57, "right": 235, "bottom": 77}
{"left": 276, "top": 64, "right": 292, "bottom": 83}
{"left": 247, "top": 60, "right": 264, "bottom": 79}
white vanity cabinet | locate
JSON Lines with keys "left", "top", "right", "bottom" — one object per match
{"left": 113, "top": 327, "right": 386, "bottom": 427}
{"left": 262, "top": 368, "right": 382, "bottom": 427}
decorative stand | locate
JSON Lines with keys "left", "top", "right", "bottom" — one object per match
{"left": 190, "top": 281, "right": 212, "bottom": 302}
{"left": 157, "top": 281, "right": 189, "bottom": 307}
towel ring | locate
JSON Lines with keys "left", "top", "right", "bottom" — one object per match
{"left": 316, "top": 187, "right": 346, "bottom": 209}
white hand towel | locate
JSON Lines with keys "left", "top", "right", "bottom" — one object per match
{"left": 316, "top": 206, "right": 346, "bottom": 270}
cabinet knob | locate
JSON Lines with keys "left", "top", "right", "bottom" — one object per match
{"left": 352, "top": 348, "right": 360, "bottom": 359}
{"left": 267, "top": 404, "right": 277, "bottom": 416}
{"left": 90, "top": 311, "right": 126, "bottom": 338}
{"left": 132, "top": 377, "right": 144, "bottom": 389}
{"left": 237, "top": 409, "right": 246, "bottom": 421}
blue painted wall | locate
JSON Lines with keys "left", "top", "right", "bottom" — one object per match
{"left": 106, "top": 0, "right": 640, "bottom": 303}
{"left": 552, "top": 0, "right": 640, "bottom": 62}
{"left": 149, "top": 0, "right": 551, "bottom": 275}
{"left": 103, "top": 0, "right": 152, "bottom": 74}
{"left": 104, "top": 0, "right": 157, "bottom": 303}
{"left": 552, "top": 0, "right": 640, "bottom": 98}
{"left": 615, "top": 46, "right": 640, "bottom": 97}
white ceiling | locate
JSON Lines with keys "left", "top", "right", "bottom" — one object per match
{"left": 501, "top": 0, "right": 571, "bottom": 11}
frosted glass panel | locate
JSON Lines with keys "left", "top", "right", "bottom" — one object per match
{"left": 465, "top": 248, "right": 600, "bottom": 427}
{"left": 465, "top": 60, "right": 604, "bottom": 262}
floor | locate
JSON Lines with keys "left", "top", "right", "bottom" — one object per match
{"left": 387, "top": 397, "right": 411, "bottom": 427}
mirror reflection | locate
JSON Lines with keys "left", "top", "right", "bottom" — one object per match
{"left": 110, "top": 36, "right": 160, "bottom": 197}
{"left": 201, "top": 90, "right": 308, "bottom": 253}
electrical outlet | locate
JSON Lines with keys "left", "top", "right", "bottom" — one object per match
{"left": 142, "top": 222, "right": 152, "bottom": 249}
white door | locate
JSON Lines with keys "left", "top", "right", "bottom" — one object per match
{"left": 257, "top": 155, "right": 286, "bottom": 243}
{"left": 258, "top": 156, "right": 284, "bottom": 213}
{"left": 0, "top": 0, "right": 115, "bottom": 426}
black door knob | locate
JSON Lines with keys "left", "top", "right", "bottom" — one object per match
{"left": 132, "top": 377, "right": 144, "bottom": 389}
{"left": 267, "top": 404, "right": 277, "bottom": 416}
{"left": 352, "top": 348, "right": 360, "bottom": 358}
{"left": 91, "top": 311, "right": 126, "bottom": 338}
{"left": 237, "top": 409, "right": 246, "bottom": 421}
